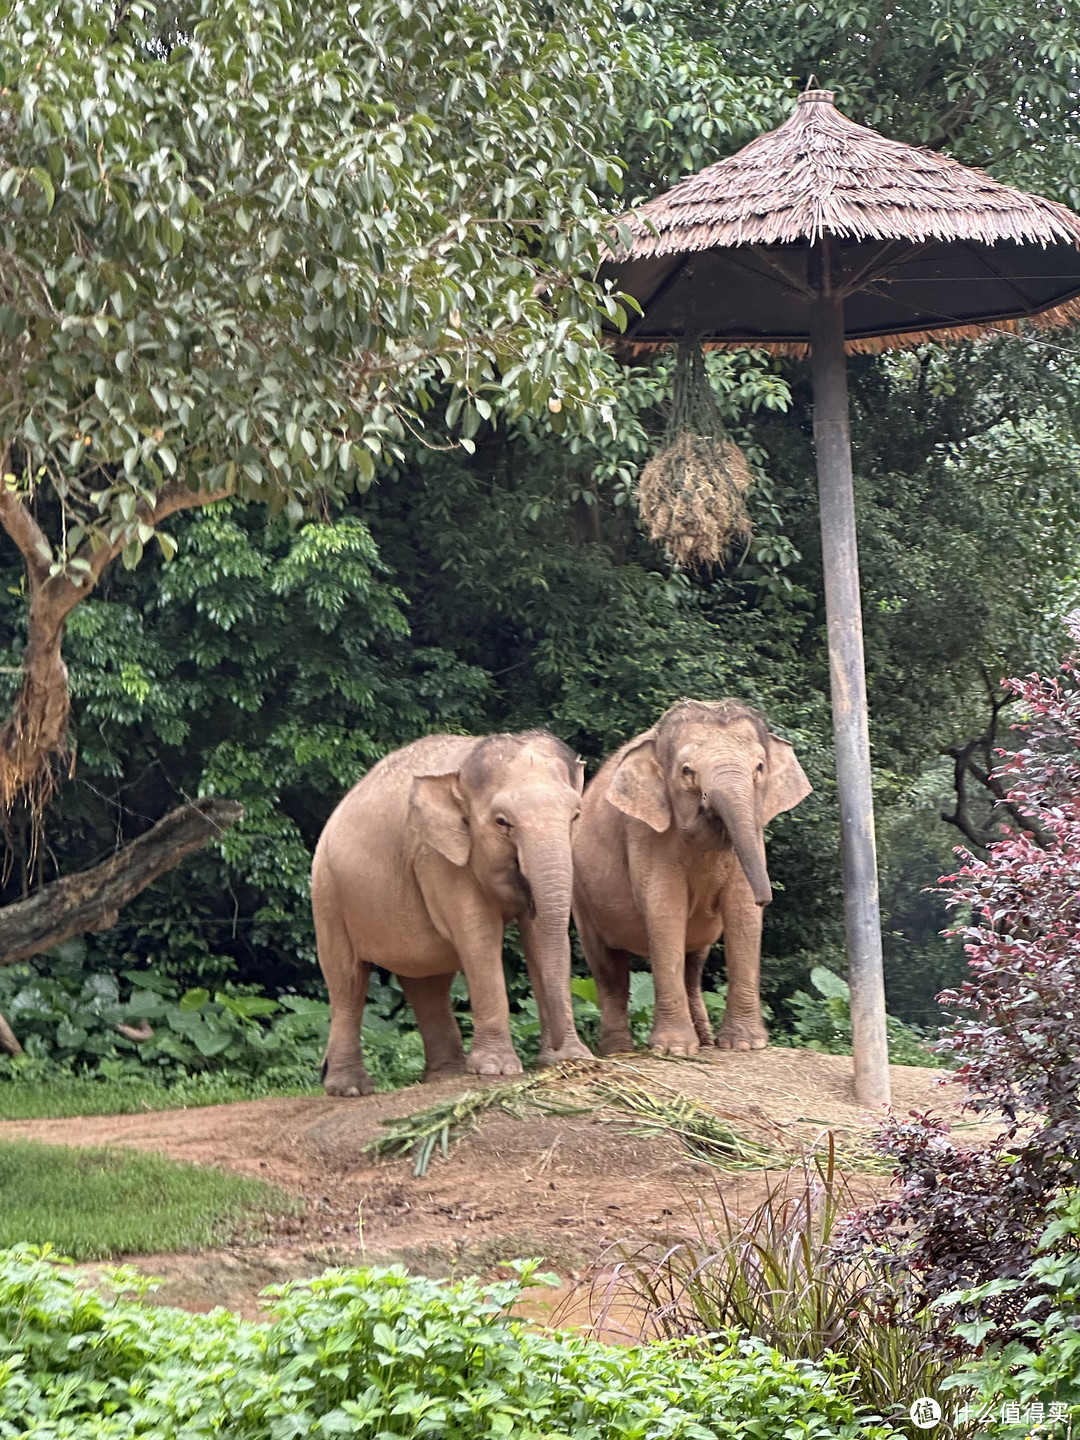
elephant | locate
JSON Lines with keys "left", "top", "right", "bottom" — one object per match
{"left": 572, "top": 698, "right": 811, "bottom": 1057}
{"left": 311, "top": 729, "right": 593, "bottom": 1096}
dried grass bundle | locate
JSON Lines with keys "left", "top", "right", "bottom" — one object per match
{"left": 637, "top": 432, "right": 753, "bottom": 569}
{"left": 636, "top": 340, "right": 754, "bottom": 569}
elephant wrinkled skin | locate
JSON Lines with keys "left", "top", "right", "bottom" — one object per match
{"left": 572, "top": 699, "right": 811, "bottom": 1058}
{"left": 312, "top": 730, "right": 592, "bottom": 1096}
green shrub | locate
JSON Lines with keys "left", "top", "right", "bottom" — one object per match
{"left": 0, "top": 941, "right": 425, "bottom": 1103}
{"left": 0, "top": 1247, "right": 897, "bottom": 1440}
{"left": 785, "top": 967, "right": 944, "bottom": 1067}
{"left": 939, "top": 1191, "right": 1080, "bottom": 1435}
{"left": 0, "top": 939, "right": 328, "bottom": 1083}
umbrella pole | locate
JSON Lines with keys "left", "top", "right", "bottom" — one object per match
{"left": 809, "top": 282, "right": 891, "bottom": 1108}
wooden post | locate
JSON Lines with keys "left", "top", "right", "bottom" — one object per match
{"left": 809, "top": 265, "right": 891, "bottom": 1109}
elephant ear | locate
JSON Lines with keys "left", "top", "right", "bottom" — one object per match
{"left": 408, "top": 773, "right": 471, "bottom": 866}
{"left": 607, "top": 733, "right": 671, "bottom": 833}
{"left": 764, "top": 734, "right": 812, "bottom": 823}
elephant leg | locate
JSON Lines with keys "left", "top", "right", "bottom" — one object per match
{"left": 685, "top": 947, "right": 715, "bottom": 1048}
{"left": 316, "top": 897, "right": 375, "bottom": 1097}
{"left": 520, "top": 917, "right": 593, "bottom": 1066}
{"left": 416, "top": 867, "right": 521, "bottom": 1076}
{"left": 451, "top": 909, "right": 523, "bottom": 1076}
{"left": 399, "top": 971, "right": 466, "bottom": 1080}
{"left": 642, "top": 888, "right": 699, "bottom": 1057}
{"left": 576, "top": 913, "right": 633, "bottom": 1055}
{"left": 715, "top": 873, "right": 768, "bottom": 1052}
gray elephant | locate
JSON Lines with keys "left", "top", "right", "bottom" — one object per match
{"left": 572, "top": 699, "right": 811, "bottom": 1057}
{"left": 312, "top": 730, "right": 592, "bottom": 1096}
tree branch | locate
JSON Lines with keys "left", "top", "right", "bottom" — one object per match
{"left": 942, "top": 737, "right": 999, "bottom": 852}
{"left": 0, "top": 796, "right": 244, "bottom": 966}
{"left": 942, "top": 676, "right": 1051, "bottom": 851}
{"left": 85, "top": 483, "right": 234, "bottom": 586}
{"left": 0, "top": 453, "right": 51, "bottom": 590}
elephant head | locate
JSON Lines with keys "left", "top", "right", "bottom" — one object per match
{"left": 406, "top": 730, "right": 586, "bottom": 1054}
{"left": 607, "top": 699, "right": 811, "bottom": 905}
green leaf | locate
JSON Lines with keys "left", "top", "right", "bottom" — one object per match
{"left": 809, "top": 967, "right": 850, "bottom": 1002}
{"left": 30, "top": 166, "right": 55, "bottom": 211}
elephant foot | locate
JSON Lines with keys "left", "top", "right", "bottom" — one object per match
{"left": 649, "top": 1021, "right": 701, "bottom": 1058}
{"left": 467, "top": 1043, "right": 523, "bottom": 1077}
{"left": 322, "top": 1060, "right": 375, "bottom": 1097}
{"left": 537, "top": 1035, "right": 593, "bottom": 1067}
{"left": 597, "top": 1028, "right": 635, "bottom": 1057}
{"left": 715, "top": 1016, "right": 769, "bottom": 1052}
{"left": 689, "top": 1009, "right": 716, "bottom": 1048}
{"left": 423, "top": 1057, "right": 467, "bottom": 1082}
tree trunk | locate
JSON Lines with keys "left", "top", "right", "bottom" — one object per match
{"left": 0, "top": 1008, "right": 22, "bottom": 1055}
{"left": 0, "top": 797, "right": 244, "bottom": 967}
{"left": 0, "top": 474, "right": 232, "bottom": 814}
{"left": 0, "top": 585, "right": 75, "bottom": 812}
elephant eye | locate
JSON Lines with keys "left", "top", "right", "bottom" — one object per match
{"left": 681, "top": 764, "right": 694, "bottom": 778}
{"left": 494, "top": 815, "right": 512, "bottom": 829}
{"left": 756, "top": 761, "right": 765, "bottom": 774}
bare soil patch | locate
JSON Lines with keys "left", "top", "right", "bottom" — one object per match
{"left": 1, "top": 1049, "right": 976, "bottom": 1319}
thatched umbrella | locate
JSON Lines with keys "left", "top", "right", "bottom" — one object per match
{"left": 603, "top": 88, "right": 1080, "bottom": 1106}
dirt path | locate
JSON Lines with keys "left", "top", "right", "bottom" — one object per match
{"left": 2, "top": 1049, "right": 974, "bottom": 1320}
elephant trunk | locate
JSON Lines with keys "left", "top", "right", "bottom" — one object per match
{"left": 516, "top": 822, "right": 579, "bottom": 1053}
{"left": 707, "top": 785, "right": 772, "bottom": 907}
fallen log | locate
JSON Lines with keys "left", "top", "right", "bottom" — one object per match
{"left": 0, "top": 797, "right": 244, "bottom": 967}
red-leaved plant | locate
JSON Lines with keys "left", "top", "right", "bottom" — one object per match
{"left": 843, "top": 615, "right": 1080, "bottom": 1344}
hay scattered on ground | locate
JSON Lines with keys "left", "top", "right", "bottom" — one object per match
{"left": 362, "top": 1066, "right": 597, "bottom": 1177}
{"left": 364, "top": 1059, "right": 889, "bottom": 1178}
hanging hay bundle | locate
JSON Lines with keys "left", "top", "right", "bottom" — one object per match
{"left": 636, "top": 341, "right": 753, "bottom": 570}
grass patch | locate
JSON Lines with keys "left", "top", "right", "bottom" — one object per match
{"left": 0, "top": 1074, "right": 321, "bottom": 1122}
{"left": 0, "top": 1139, "right": 296, "bottom": 1258}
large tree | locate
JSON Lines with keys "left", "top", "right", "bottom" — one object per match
{"left": 2, "top": 0, "right": 757, "bottom": 959}
{"left": 6, "top": 0, "right": 1080, "bottom": 1045}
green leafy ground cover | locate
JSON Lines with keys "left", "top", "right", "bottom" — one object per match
{"left": 0, "top": 1249, "right": 897, "bottom": 1440}
{"left": 0, "top": 949, "right": 939, "bottom": 1126}
{"left": 0, "top": 1143, "right": 293, "bottom": 1260}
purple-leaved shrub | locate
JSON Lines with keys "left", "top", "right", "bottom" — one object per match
{"left": 844, "top": 615, "right": 1080, "bottom": 1344}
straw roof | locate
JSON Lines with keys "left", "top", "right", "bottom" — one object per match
{"left": 615, "top": 90, "right": 1080, "bottom": 256}
{"left": 605, "top": 90, "right": 1080, "bottom": 354}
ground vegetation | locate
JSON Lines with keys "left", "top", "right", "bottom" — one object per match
{"left": 2, "top": 0, "right": 1080, "bottom": 1069}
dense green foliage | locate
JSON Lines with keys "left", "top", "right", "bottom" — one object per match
{"left": 0, "top": 1144, "right": 291, "bottom": 1259}
{"left": 3, "top": 0, "right": 1080, "bottom": 1066}
{"left": 0, "top": 1248, "right": 897, "bottom": 1439}
{"left": 943, "top": 1193, "right": 1080, "bottom": 1434}
{"left": 784, "top": 967, "right": 944, "bottom": 1067}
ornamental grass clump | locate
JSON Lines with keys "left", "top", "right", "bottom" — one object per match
{"left": 603, "top": 1142, "right": 952, "bottom": 1428}
{"left": 636, "top": 342, "right": 754, "bottom": 569}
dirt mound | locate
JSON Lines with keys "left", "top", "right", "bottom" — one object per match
{"left": 1, "top": 1049, "right": 971, "bottom": 1319}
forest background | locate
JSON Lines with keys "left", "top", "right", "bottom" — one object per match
{"left": 4, "top": 0, "right": 1080, "bottom": 1082}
